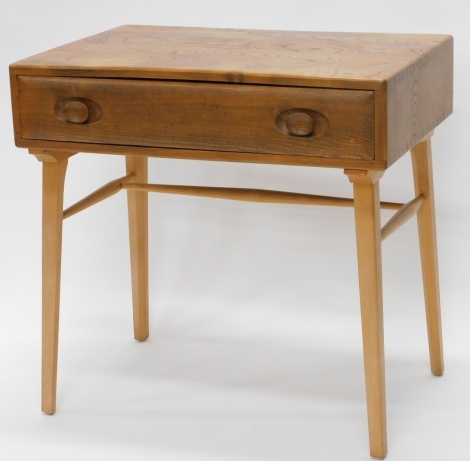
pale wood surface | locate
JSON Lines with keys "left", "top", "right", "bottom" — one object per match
{"left": 381, "top": 194, "right": 424, "bottom": 241}
{"left": 126, "top": 157, "right": 149, "bottom": 341}
{"left": 29, "top": 149, "right": 76, "bottom": 164}
{"left": 37, "top": 155, "right": 68, "bottom": 415}
{"left": 346, "top": 169, "right": 387, "bottom": 460}
{"left": 63, "top": 173, "right": 135, "bottom": 219}
{"left": 411, "top": 139, "right": 444, "bottom": 376}
{"left": 122, "top": 183, "right": 402, "bottom": 210}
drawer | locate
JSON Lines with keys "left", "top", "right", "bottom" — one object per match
{"left": 17, "top": 76, "right": 375, "bottom": 160}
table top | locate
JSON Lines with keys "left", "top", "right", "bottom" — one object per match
{"left": 10, "top": 25, "right": 453, "bottom": 170}
{"left": 10, "top": 25, "right": 452, "bottom": 90}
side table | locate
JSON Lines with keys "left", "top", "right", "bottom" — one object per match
{"left": 10, "top": 25, "right": 453, "bottom": 459}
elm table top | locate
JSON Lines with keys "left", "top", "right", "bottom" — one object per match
{"left": 10, "top": 25, "right": 453, "bottom": 169}
{"left": 11, "top": 25, "right": 452, "bottom": 89}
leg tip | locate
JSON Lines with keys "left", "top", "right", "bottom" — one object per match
{"left": 134, "top": 332, "right": 149, "bottom": 342}
{"left": 431, "top": 361, "right": 444, "bottom": 376}
{"left": 42, "top": 407, "right": 56, "bottom": 415}
{"left": 370, "top": 442, "right": 387, "bottom": 459}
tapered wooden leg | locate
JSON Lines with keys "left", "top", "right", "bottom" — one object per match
{"left": 38, "top": 154, "right": 68, "bottom": 415}
{"left": 346, "top": 169, "right": 387, "bottom": 460}
{"left": 126, "top": 156, "right": 149, "bottom": 341}
{"left": 411, "top": 138, "right": 444, "bottom": 376}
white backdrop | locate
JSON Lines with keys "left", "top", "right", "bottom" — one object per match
{"left": 1, "top": 1, "right": 469, "bottom": 460}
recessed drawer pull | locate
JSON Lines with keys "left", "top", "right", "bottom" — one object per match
{"left": 276, "top": 109, "right": 329, "bottom": 138}
{"left": 55, "top": 97, "right": 102, "bottom": 124}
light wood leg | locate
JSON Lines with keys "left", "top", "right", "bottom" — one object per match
{"left": 411, "top": 138, "right": 444, "bottom": 376}
{"left": 126, "top": 156, "right": 149, "bottom": 341}
{"left": 346, "top": 169, "right": 387, "bottom": 460}
{"left": 39, "top": 155, "right": 68, "bottom": 415}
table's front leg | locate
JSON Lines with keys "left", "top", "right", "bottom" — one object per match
{"left": 125, "top": 156, "right": 149, "bottom": 341}
{"left": 345, "top": 169, "right": 387, "bottom": 460}
{"left": 30, "top": 149, "right": 74, "bottom": 415}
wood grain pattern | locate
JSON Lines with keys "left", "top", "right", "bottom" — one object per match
{"left": 17, "top": 76, "right": 375, "bottom": 160}
{"left": 10, "top": 26, "right": 453, "bottom": 167}
{"left": 10, "top": 25, "right": 451, "bottom": 90}
{"left": 386, "top": 38, "right": 453, "bottom": 166}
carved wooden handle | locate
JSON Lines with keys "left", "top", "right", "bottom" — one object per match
{"left": 275, "top": 109, "right": 329, "bottom": 138}
{"left": 55, "top": 97, "right": 102, "bottom": 124}
{"left": 62, "top": 101, "right": 89, "bottom": 124}
{"left": 285, "top": 112, "right": 314, "bottom": 136}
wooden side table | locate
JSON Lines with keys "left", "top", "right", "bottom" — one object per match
{"left": 9, "top": 26, "right": 453, "bottom": 459}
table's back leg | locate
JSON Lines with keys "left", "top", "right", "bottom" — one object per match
{"left": 125, "top": 156, "right": 149, "bottom": 341}
{"left": 410, "top": 137, "right": 444, "bottom": 376}
{"left": 345, "top": 169, "right": 387, "bottom": 459}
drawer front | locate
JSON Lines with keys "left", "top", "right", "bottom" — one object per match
{"left": 17, "top": 76, "right": 375, "bottom": 160}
